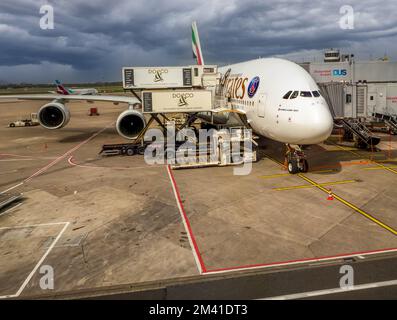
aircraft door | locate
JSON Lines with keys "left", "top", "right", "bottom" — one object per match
{"left": 258, "top": 94, "right": 266, "bottom": 118}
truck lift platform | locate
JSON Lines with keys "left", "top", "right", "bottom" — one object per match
{"left": 100, "top": 143, "right": 147, "bottom": 156}
{"left": 99, "top": 111, "right": 199, "bottom": 157}
{"left": 335, "top": 118, "right": 381, "bottom": 149}
{"left": 101, "top": 64, "right": 256, "bottom": 167}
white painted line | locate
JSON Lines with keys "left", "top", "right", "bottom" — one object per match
{"left": 0, "top": 203, "right": 22, "bottom": 217}
{"left": 0, "top": 222, "right": 70, "bottom": 299}
{"left": 166, "top": 165, "right": 204, "bottom": 274}
{"left": 0, "top": 221, "right": 69, "bottom": 230}
{"left": 0, "top": 153, "right": 35, "bottom": 158}
{"left": 262, "top": 279, "right": 397, "bottom": 300}
{"left": 0, "top": 153, "right": 57, "bottom": 160}
{"left": 0, "top": 170, "right": 18, "bottom": 176}
{"left": 0, "top": 159, "right": 35, "bottom": 162}
{"left": 0, "top": 182, "right": 24, "bottom": 195}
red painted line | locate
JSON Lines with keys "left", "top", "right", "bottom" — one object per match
{"left": 24, "top": 123, "right": 113, "bottom": 183}
{"left": 68, "top": 156, "right": 100, "bottom": 169}
{"left": 204, "top": 247, "right": 397, "bottom": 274}
{"left": 167, "top": 165, "right": 207, "bottom": 273}
{"left": 166, "top": 164, "right": 397, "bottom": 275}
{"left": 0, "top": 153, "right": 35, "bottom": 158}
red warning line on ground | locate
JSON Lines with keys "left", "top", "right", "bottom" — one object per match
{"left": 204, "top": 247, "right": 397, "bottom": 275}
{"left": 167, "top": 165, "right": 206, "bottom": 274}
{"left": 167, "top": 165, "right": 397, "bottom": 275}
{"left": 0, "top": 153, "right": 36, "bottom": 158}
{"left": 24, "top": 123, "right": 114, "bottom": 183}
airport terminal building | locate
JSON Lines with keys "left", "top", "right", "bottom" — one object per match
{"left": 299, "top": 49, "right": 397, "bottom": 119}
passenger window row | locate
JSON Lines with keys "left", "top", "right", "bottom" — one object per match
{"left": 283, "top": 90, "right": 321, "bottom": 99}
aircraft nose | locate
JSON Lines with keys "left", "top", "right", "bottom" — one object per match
{"left": 306, "top": 101, "right": 334, "bottom": 143}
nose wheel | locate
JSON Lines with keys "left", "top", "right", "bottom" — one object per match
{"left": 285, "top": 144, "right": 309, "bottom": 174}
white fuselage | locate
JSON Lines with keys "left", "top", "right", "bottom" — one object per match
{"left": 219, "top": 58, "right": 334, "bottom": 145}
{"left": 70, "top": 88, "right": 98, "bottom": 95}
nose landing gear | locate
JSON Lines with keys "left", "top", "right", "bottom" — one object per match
{"left": 285, "top": 144, "right": 308, "bottom": 174}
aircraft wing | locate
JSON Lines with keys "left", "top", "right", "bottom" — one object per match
{"left": 0, "top": 94, "right": 140, "bottom": 105}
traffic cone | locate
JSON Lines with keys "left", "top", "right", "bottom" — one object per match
{"left": 327, "top": 189, "right": 334, "bottom": 201}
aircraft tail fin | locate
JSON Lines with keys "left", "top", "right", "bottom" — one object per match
{"left": 191, "top": 21, "right": 205, "bottom": 66}
{"left": 55, "top": 80, "right": 72, "bottom": 95}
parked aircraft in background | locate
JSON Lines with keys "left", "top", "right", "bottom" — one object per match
{"left": 51, "top": 80, "right": 98, "bottom": 95}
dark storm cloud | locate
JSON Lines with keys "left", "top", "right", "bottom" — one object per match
{"left": 0, "top": 0, "right": 396, "bottom": 83}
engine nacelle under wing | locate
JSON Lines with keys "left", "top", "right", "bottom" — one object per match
{"left": 38, "top": 101, "right": 71, "bottom": 129}
{"left": 116, "top": 109, "right": 146, "bottom": 139}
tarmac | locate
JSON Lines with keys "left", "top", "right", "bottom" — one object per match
{"left": 1, "top": 99, "right": 397, "bottom": 299}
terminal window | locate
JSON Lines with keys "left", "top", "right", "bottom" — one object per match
{"left": 346, "top": 94, "right": 352, "bottom": 103}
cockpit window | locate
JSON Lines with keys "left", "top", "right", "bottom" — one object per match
{"left": 300, "top": 91, "right": 312, "bottom": 97}
{"left": 312, "top": 91, "right": 320, "bottom": 97}
{"left": 283, "top": 91, "right": 292, "bottom": 99}
{"left": 290, "top": 91, "right": 299, "bottom": 99}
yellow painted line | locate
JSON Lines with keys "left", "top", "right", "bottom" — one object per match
{"left": 375, "top": 164, "right": 397, "bottom": 174}
{"left": 263, "top": 153, "right": 397, "bottom": 236}
{"left": 362, "top": 166, "right": 397, "bottom": 171}
{"left": 260, "top": 169, "right": 338, "bottom": 180}
{"left": 311, "top": 169, "right": 339, "bottom": 174}
{"left": 259, "top": 173, "right": 290, "bottom": 179}
{"left": 331, "top": 143, "right": 397, "bottom": 175}
{"left": 273, "top": 179, "right": 356, "bottom": 191}
{"left": 298, "top": 173, "right": 397, "bottom": 236}
{"left": 375, "top": 159, "right": 397, "bottom": 163}
{"left": 325, "top": 147, "right": 359, "bottom": 152}
{"left": 265, "top": 155, "right": 285, "bottom": 167}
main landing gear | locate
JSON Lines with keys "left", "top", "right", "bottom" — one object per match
{"left": 285, "top": 144, "right": 308, "bottom": 174}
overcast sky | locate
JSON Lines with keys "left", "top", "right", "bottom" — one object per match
{"left": 0, "top": 0, "right": 396, "bottom": 84}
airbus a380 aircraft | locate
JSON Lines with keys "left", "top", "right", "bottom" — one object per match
{"left": 216, "top": 59, "right": 333, "bottom": 172}
{"left": 194, "top": 22, "right": 333, "bottom": 173}
{"left": 0, "top": 22, "right": 333, "bottom": 174}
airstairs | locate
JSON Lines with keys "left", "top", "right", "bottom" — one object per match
{"left": 336, "top": 118, "right": 381, "bottom": 149}
{"left": 372, "top": 113, "right": 397, "bottom": 135}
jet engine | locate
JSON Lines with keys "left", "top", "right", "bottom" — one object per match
{"left": 116, "top": 109, "right": 146, "bottom": 139}
{"left": 38, "top": 101, "right": 71, "bottom": 129}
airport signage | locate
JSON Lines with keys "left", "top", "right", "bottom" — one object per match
{"left": 333, "top": 69, "right": 348, "bottom": 76}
